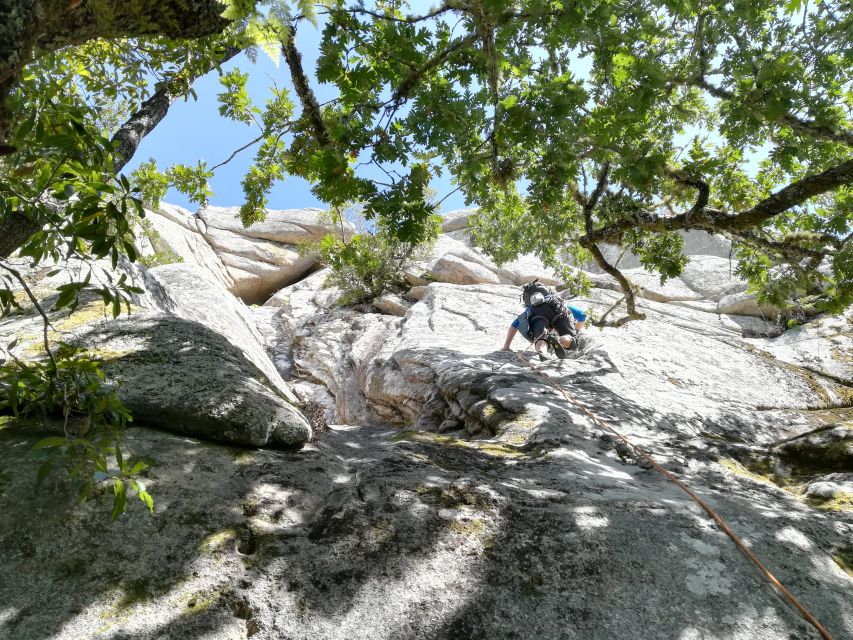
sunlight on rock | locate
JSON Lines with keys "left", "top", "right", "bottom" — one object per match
{"left": 309, "top": 530, "right": 486, "bottom": 639}
{"left": 774, "top": 526, "right": 813, "bottom": 551}
{"left": 573, "top": 505, "right": 609, "bottom": 530}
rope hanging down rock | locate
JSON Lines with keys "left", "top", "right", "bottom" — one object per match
{"left": 511, "top": 348, "right": 834, "bottom": 640}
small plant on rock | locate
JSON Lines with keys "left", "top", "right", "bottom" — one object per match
{"left": 314, "top": 203, "right": 440, "bottom": 305}
{"left": 0, "top": 343, "right": 152, "bottom": 519}
{"left": 0, "top": 265, "right": 151, "bottom": 519}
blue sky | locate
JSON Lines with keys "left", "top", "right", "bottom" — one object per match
{"left": 125, "top": 22, "right": 472, "bottom": 215}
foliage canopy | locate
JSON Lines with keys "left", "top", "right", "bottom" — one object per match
{"left": 0, "top": 0, "right": 850, "bottom": 322}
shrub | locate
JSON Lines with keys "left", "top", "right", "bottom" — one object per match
{"left": 316, "top": 206, "right": 440, "bottom": 305}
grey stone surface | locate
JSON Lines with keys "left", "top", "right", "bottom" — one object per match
{"left": 718, "top": 291, "right": 781, "bottom": 319}
{"left": 146, "top": 264, "right": 300, "bottom": 405}
{"left": 0, "top": 418, "right": 848, "bottom": 640}
{"left": 440, "top": 208, "right": 476, "bottom": 232}
{"left": 0, "top": 262, "right": 308, "bottom": 447}
{"left": 746, "top": 306, "right": 852, "bottom": 382}
{"left": 430, "top": 254, "right": 503, "bottom": 285}
{"left": 373, "top": 293, "right": 411, "bottom": 317}
{"left": 77, "top": 312, "right": 310, "bottom": 447}
{"left": 1, "top": 208, "right": 851, "bottom": 640}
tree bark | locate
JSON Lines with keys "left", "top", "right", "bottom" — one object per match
{"left": 282, "top": 26, "right": 330, "bottom": 146}
{"left": 0, "top": 211, "right": 40, "bottom": 260}
{"left": 1, "top": 0, "right": 230, "bottom": 144}
{"left": 111, "top": 45, "right": 241, "bottom": 172}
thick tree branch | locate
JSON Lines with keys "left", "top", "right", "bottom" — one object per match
{"left": 583, "top": 241, "right": 646, "bottom": 326}
{"left": 0, "top": 212, "right": 41, "bottom": 261}
{"left": 586, "top": 162, "right": 611, "bottom": 222}
{"left": 390, "top": 33, "right": 478, "bottom": 106}
{"left": 1, "top": 0, "right": 231, "bottom": 145}
{"left": 337, "top": 3, "right": 458, "bottom": 24}
{"left": 111, "top": 45, "right": 241, "bottom": 172}
{"left": 35, "top": 0, "right": 230, "bottom": 52}
{"left": 724, "top": 158, "right": 853, "bottom": 230}
{"left": 0, "top": 44, "right": 240, "bottom": 260}
{"left": 582, "top": 158, "right": 853, "bottom": 246}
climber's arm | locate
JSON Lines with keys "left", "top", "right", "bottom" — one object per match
{"left": 502, "top": 326, "right": 518, "bottom": 351}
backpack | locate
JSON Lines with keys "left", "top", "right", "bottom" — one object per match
{"left": 521, "top": 279, "right": 553, "bottom": 306}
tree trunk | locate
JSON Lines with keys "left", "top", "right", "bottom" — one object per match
{"left": 0, "top": 212, "right": 40, "bottom": 260}
{"left": 1, "top": 0, "right": 230, "bottom": 144}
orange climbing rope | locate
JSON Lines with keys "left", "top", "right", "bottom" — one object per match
{"left": 512, "top": 347, "right": 834, "bottom": 640}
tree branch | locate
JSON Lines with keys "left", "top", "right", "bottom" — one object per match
{"left": 0, "top": 44, "right": 241, "bottom": 260}
{"left": 692, "top": 79, "right": 853, "bottom": 148}
{"left": 111, "top": 45, "right": 241, "bottom": 172}
{"left": 390, "top": 33, "right": 479, "bottom": 106}
{"left": 0, "top": 260, "right": 56, "bottom": 372}
{"left": 282, "top": 26, "right": 330, "bottom": 146}
{"left": 336, "top": 3, "right": 459, "bottom": 24}
{"left": 585, "top": 162, "right": 611, "bottom": 223}
{"left": 1, "top": 0, "right": 232, "bottom": 146}
{"left": 582, "top": 158, "right": 853, "bottom": 246}
{"left": 582, "top": 241, "right": 646, "bottom": 326}
{"left": 725, "top": 230, "right": 826, "bottom": 262}
{"left": 0, "top": 212, "right": 41, "bottom": 261}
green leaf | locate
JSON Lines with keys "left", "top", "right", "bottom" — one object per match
{"left": 112, "top": 479, "right": 127, "bottom": 520}
{"left": 130, "top": 460, "right": 148, "bottom": 475}
{"left": 33, "top": 437, "right": 69, "bottom": 449}
{"left": 36, "top": 459, "right": 53, "bottom": 484}
{"left": 138, "top": 490, "right": 154, "bottom": 514}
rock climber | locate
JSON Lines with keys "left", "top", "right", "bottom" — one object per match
{"left": 501, "top": 281, "right": 587, "bottom": 360}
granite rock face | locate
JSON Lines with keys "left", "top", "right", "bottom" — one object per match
{"left": 76, "top": 312, "right": 310, "bottom": 447}
{"left": 140, "top": 204, "right": 347, "bottom": 303}
{"left": 1, "top": 205, "right": 851, "bottom": 640}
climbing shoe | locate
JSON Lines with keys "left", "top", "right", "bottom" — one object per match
{"left": 547, "top": 335, "right": 568, "bottom": 359}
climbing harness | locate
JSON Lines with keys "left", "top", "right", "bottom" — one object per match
{"left": 511, "top": 351, "right": 834, "bottom": 640}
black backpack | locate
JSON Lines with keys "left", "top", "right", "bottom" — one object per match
{"left": 521, "top": 279, "right": 553, "bottom": 306}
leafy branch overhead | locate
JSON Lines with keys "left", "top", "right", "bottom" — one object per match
{"left": 0, "top": 1, "right": 849, "bottom": 319}
{"left": 2, "top": 1, "right": 850, "bottom": 325}
{"left": 220, "top": 0, "right": 850, "bottom": 322}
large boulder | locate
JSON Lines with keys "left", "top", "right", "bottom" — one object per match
{"left": 745, "top": 304, "right": 853, "bottom": 386}
{"left": 678, "top": 255, "right": 747, "bottom": 300}
{"left": 440, "top": 208, "right": 476, "bottom": 232}
{"left": 0, "top": 261, "right": 309, "bottom": 447}
{"left": 141, "top": 202, "right": 235, "bottom": 291}
{"left": 430, "top": 254, "right": 503, "bottom": 285}
{"left": 146, "top": 263, "right": 300, "bottom": 404}
{"left": 76, "top": 312, "right": 310, "bottom": 447}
